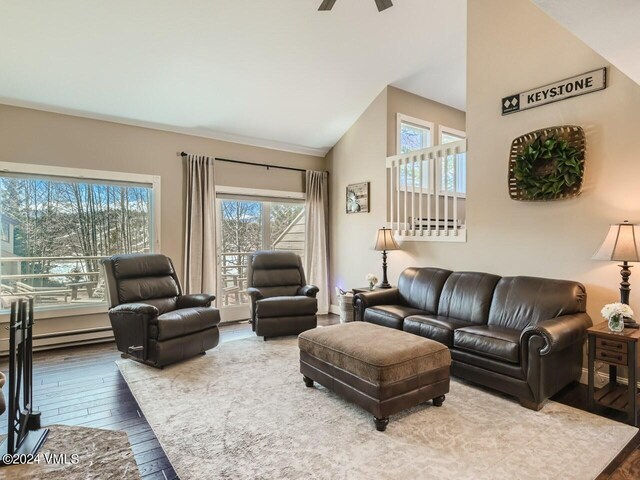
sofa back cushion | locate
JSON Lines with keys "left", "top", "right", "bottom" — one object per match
{"left": 398, "top": 267, "right": 452, "bottom": 313}
{"left": 488, "top": 276, "right": 587, "bottom": 331}
{"left": 437, "top": 272, "right": 501, "bottom": 324}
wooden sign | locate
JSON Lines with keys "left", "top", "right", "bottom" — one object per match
{"left": 502, "top": 68, "right": 606, "bottom": 115}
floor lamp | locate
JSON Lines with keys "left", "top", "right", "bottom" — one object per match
{"left": 593, "top": 221, "right": 640, "bottom": 328}
{"left": 374, "top": 227, "right": 400, "bottom": 289}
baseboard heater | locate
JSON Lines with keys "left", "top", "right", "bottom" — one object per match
{"left": 0, "top": 326, "right": 114, "bottom": 357}
{"left": 410, "top": 218, "right": 463, "bottom": 230}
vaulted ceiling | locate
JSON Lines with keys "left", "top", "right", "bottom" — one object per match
{"left": 0, "top": 0, "right": 466, "bottom": 156}
{"left": 532, "top": 0, "right": 640, "bottom": 86}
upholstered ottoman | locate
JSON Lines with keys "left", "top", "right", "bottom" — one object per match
{"left": 298, "top": 322, "right": 451, "bottom": 431}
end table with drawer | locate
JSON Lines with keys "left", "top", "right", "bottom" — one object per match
{"left": 587, "top": 322, "right": 640, "bottom": 426}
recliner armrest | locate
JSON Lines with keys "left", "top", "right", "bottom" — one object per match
{"left": 298, "top": 285, "right": 319, "bottom": 298}
{"left": 521, "top": 313, "right": 593, "bottom": 355}
{"left": 177, "top": 293, "right": 216, "bottom": 309}
{"left": 110, "top": 303, "right": 159, "bottom": 316}
{"left": 246, "top": 287, "right": 264, "bottom": 300}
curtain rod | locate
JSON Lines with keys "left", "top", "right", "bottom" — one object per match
{"left": 180, "top": 151, "right": 327, "bottom": 174}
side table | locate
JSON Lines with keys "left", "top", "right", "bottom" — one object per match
{"left": 587, "top": 322, "right": 640, "bottom": 426}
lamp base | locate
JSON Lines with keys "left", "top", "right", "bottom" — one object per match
{"left": 378, "top": 282, "right": 392, "bottom": 289}
{"left": 624, "top": 320, "right": 640, "bottom": 330}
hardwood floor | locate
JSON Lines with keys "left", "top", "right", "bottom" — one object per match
{"left": 1, "top": 314, "right": 638, "bottom": 479}
{"left": 0, "top": 315, "right": 338, "bottom": 480}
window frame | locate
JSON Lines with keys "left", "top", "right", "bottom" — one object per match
{"left": 0, "top": 161, "right": 161, "bottom": 320}
{"left": 396, "top": 113, "right": 434, "bottom": 155}
{"left": 439, "top": 125, "right": 466, "bottom": 145}
{"left": 438, "top": 126, "right": 467, "bottom": 198}
{"left": 214, "top": 186, "right": 306, "bottom": 322}
{"left": 396, "top": 114, "right": 435, "bottom": 194}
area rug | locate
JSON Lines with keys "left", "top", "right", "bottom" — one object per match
{"left": 117, "top": 337, "right": 637, "bottom": 480}
{"left": 0, "top": 424, "right": 139, "bottom": 480}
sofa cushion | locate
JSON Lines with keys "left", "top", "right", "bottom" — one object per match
{"left": 437, "top": 271, "right": 501, "bottom": 324}
{"left": 364, "top": 305, "right": 426, "bottom": 330}
{"left": 151, "top": 307, "right": 220, "bottom": 341}
{"left": 488, "top": 276, "right": 586, "bottom": 331}
{"left": 398, "top": 267, "right": 452, "bottom": 314}
{"left": 403, "top": 315, "right": 471, "bottom": 346}
{"left": 298, "top": 322, "right": 451, "bottom": 385}
{"left": 256, "top": 296, "right": 317, "bottom": 318}
{"left": 454, "top": 325, "right": 521, "bottom": 364}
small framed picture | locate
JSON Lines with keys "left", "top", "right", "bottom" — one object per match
{"left": 346, "top": 182, "right": 369, "bottom": 214}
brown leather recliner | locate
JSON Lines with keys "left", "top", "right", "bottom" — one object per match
{"left": 102, "top": 253, "right": 221, "bottom": 368}
{"left": 246, "top": 251, "right": 318, "bottom": 339}
{"left": 355, "top": 268, "right": 593, "bottom": 410}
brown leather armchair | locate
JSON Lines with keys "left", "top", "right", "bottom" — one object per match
{"left": 102, "top": 253, "right": 221, "bottom": 368}
{"left": 246, "top": 251, "right": 318, "bottom": 339}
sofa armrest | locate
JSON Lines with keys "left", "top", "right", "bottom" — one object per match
{"left": 110, "top": 303, "right": 159, "bottom": 316}
{"left": 246, "top": 287, "right": 264, "bottom": 300}
{"left": 298, "top": 285, "right": 319, "bottom": 298}
{"left": 177, "top": 293, "right": 216, "bottom": 309}
{"left": 353, "top": 288, "right": 400, "bottom": 321}
{"left": 521, "top": 313, "right": 593, "bottom": 356}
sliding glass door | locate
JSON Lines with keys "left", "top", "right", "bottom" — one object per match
{"left": 216, "top": 196, "right": 304, "bottom": 322}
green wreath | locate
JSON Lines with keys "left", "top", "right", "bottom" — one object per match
{"left": 513, "top": 134, "right": 583, "bottom": 200}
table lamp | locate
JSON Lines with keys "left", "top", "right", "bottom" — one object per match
{"left": 374, "top": 227, "right": 400, "bottom": 289}
{"left": 593, "top": 221, "right": 640, "bottom": 328}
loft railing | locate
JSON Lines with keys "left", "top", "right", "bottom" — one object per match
{"left": 386, "top": 140, "right": 467, "bottom": 242}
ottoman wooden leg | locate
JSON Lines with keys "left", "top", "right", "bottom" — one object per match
{"left": 374, "top": 417, "right": 389, "bottom": 432}
{"left": 433, "top": 395, "right": 446, "bottom": 407}
{"left": 303, "top": 375, "right": 314, "bottom": 388}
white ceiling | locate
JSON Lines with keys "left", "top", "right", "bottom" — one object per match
{"left": 532, "top": 0, "right": 640, "bottom": 85}
{"left": 0, "top": 0, "right": 466, "bottom": 156}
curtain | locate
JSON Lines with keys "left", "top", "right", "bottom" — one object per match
{"left": 184, "top": 154, "right": 217, "bottom": 295}
{"left": 305, "top": 170, "right": 330, "bottom": 314}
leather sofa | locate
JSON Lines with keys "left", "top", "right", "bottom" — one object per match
{"left": 102, "top": 253, "right": 221, "bottom": 368}
{"left": 354, "top": 268, "right": 593, "bottom": 410}
{"left": 247, "top": 251, "right": 318, "bottom": 339}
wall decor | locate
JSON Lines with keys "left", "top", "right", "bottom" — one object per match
{"left": 502, "top": 68, "right": 606, "bottom": 115}
{"left": 346, "top": 182, "right": 369, "bottom": 213}
{"left": 508, "top": 125, "right": 585, "bottom": 201}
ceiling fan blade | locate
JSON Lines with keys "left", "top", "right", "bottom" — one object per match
{"left": 318, "top": 0, "right": 337, "bottom": 11}
{"left": 374, "top": 0, "right": 393, "bottom": 12}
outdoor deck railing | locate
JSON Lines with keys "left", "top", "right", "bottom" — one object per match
{"left": 0, "top": 252, "right": 261, "bottom": 309}
{"left": 0, "top": 255, "right": 107, "bottom": 309}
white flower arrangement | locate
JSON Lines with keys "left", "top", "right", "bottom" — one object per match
{"left": 365, "top": 273, "right": 378, "bottom": 284}
{"left": 601, "top": 302, "right": 634, "bottom": 320}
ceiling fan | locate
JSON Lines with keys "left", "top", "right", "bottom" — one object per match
{"left": 318, "top": 0, "right": 393, "bottom": 12}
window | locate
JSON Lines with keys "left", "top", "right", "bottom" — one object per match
{"left": 217, "top": 192, "right": 305, "bottom": 310}
{"left": 439, "top": 126, "right": 467, "bottom": 196}
{"left": 0, "top": 162, "right": 160, "bottom": 313}
{"left": 397, "top": 114, "right": 434, "bottom": 190}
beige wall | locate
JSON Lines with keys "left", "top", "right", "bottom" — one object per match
{"left": 461, "top": 0, "right": 640, "bottom": 324}
{"left": 0, "top": 104, "right": 323, "bottom": 349}
{"left": 387, "top": 86, "right": 466, "bottom": 156}
{"left": 327, "top": 89, "right": 388, "bottom": 301}
{"left": 328, "top": 0, "right": 640, "bottom": 335}
{"left": 327, "top": 87, "right": 466, "bottom": 305}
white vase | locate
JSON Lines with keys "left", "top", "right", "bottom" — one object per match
{"left": 608, "top": 314, "right": 625, "bottom": 333}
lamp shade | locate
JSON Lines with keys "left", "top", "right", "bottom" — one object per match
{"left": 593, "top": 222, "right": 640, "bottom": 262}
{"left": 374, "top": 227, "right": 400, "bottom": 251}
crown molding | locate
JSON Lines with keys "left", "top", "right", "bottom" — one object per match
{"left": 0, "top": 98, "right": 329, "bottom": 158}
